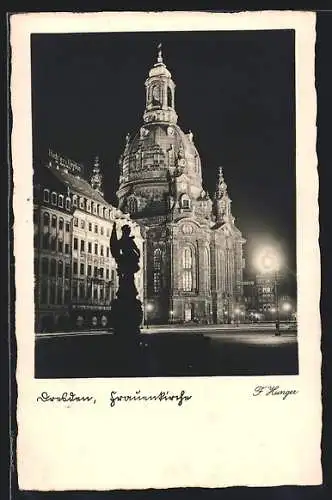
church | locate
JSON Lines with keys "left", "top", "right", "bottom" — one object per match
{"left": 117, "top": 45, "right": 246, "bottom": 324}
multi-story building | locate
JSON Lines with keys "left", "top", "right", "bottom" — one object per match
{"left": 33, "top": 151, "right": 144, "bottom": 332}
{"left": 116, "top": 45, "right": 246, "bottom": 324}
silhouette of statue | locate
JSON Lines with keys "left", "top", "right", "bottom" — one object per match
{"left": 109, "top": 222, "right": 143, "bottom": 336}
{"left": 110, "top": 223, "right": 140, "bottom": 277}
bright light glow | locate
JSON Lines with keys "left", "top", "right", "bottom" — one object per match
{"left": 271, "top": 307, "right": 276, "bottom": 313}
{"left": 254, "top": 246, "right": 281, "bottom": 274}
{"left": 170, "top": 310, "right": 174, "bottom": 316}
{"left": 235, "top": 308, "right": 240, "bottom": 314}
{"left": 282, "top": 302, "right": 292, "bottom": 312}
{"left": 146, "top": 303, "right": 154, "bottom": 312}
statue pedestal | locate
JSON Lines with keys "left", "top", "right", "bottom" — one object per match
{"left": 110, "top": 296, "right": 143, "bottom": 339}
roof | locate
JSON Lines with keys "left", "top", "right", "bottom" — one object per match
{"left": 47, "top": 165, "right": 107, "bottom": 204}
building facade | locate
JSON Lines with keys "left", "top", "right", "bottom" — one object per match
{"left": 117, "top": 46, "right": 246, "bottom": 324}
{"left": 33, "top": 151, "right": 144, "bottom": 332}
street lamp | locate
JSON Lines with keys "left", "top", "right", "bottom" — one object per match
{"left": 145, "top": 302, "right": 154, "bottom": 328}
{"left": 255, "top": 246, "right": 281, "bottom": 336}
{"left": 234, "top": 307, "right": 240, "bottom": 326}
{"left": 282, "top": 302, "right": 292, "bottom": 322}
{"left": 170, "top": 309, "right": 174, "bottom": 323}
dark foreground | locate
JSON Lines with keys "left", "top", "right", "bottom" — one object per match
{"left": 35, "top": 325, "right": 298, "bottom": 378}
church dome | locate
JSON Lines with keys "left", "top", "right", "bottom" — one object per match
{"left": 149, "top": 62, "right": 172, "bottom": 79}
{"left": 124, "top": 123, "right": 202, "bottom": 185}
{"left": 117, "top": 45, "right": 206, "bottom": 213}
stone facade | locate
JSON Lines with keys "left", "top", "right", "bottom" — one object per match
{"left": 117, "top": 46, "right": 246, "bottom": 324}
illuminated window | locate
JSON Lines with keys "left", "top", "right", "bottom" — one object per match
{"left": 204, "top": 247, "right": 210, "bottom": 291}
{"left": 182, "top": 247, "right": 193, "bottom": 292}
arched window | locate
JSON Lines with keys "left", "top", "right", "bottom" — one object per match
{"left": 51, "top": 192, "right": 57, "bottom": 205}
{"left": 204, "top": 247, "right": 210, "bottom": 291}
{"left": 153, "top": 248, "right": 162, "bottom": 294}
{"left": 181, "top": 194, "right": 191, "bottom": 210}
{"left": 65, "top": 197, "right": 71, "bottom": 211}
{"left": 182, "top": 247, "right": 194, "bottom": 292}
{"left": 58, "top": 195, "right": 64, "bottom": 208}
{"left": 152, "top": 84, "right": 161, "bottom": 106}
{"left": 218, "top": 250, "right": 226, "bottom": 291}
{"left": 167, "top": 87, "right": 172, "bottom": 107}
{"left": 128, "top": 198, "right": 138, "bottom": 214}
{"left": 72, "top": 195, "right": 78, "bottom": 207}
{"left": 43, "top": 189, "right": 50, "bottom": 203}
{"left": 43, "top": 212, "right": 50, "bottom": 226}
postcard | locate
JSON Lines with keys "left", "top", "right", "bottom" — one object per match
{"left": 11, "top": 10, "right": 321, "bottom": 490}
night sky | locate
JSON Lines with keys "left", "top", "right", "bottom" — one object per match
{"left": 31, "top": 30, "right": 296, "bottom": 277}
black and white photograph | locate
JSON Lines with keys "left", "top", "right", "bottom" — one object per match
{"left": 31, "top": 29, "right": 299, "bottom": 378}
{"left": 12, "top": 12, "right": 321, "bottom": 490}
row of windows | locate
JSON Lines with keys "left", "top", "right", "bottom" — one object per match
{"left": 42, "top": 212, "right": 112, "bottom": 238}
{"left": 40, "top": 282, "right": 113, "bottom": 305}
{"left": 37, "top": 257, "right": 115, "bottom": 281}
{"left": 41, "top": 212, "right": 71, "bottom": 231}
{"left": 73, "top": 238, "right": 110, "bottom": 257}
{"left": 43, "top": 189, "right": 113, "bottom": 220}
{"left": 43, "top": 191, "right": 72, "bottom": 211}
{"left": 73, "top": 217, "right": 110, "bottom": 236}
{"left": 40, "top": 234, "right": 71, "bottom": 253}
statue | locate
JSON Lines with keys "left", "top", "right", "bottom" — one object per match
{"left": 109, "top": 222, "right": 143, "bottom": 337}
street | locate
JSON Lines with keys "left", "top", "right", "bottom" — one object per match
{"left": 35, "top": 324, "right": 298, "bottom": 378}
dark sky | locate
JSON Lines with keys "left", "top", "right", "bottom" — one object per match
{"left": 31, "top": 30, "right": 296, "bottom": 275}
